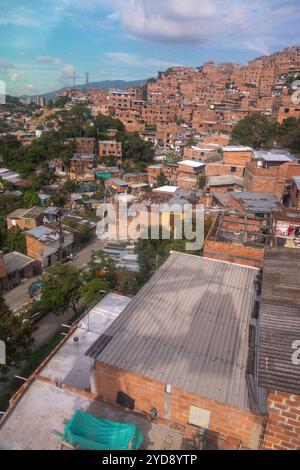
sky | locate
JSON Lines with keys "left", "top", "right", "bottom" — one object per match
{"left": 0, "top": 0, "right": 299, "bottom": 96}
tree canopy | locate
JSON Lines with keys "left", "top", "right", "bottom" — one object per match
{"left": 0, "top": 296, "right": 34, "bottom": 373}
{"left": 231, "top": 113, "right": 277, "bottom": 149}
{"left": 40, "top": 263, "right": 82, "bottom": 316}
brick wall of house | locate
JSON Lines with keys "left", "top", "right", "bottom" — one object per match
{"left": 287, "top": 164, "right": 300, "bottom": 179}
{"left": 95, "top": 361, "right": 264, "bottom": 449}
{"left": 203, "top": 240, "right": 265, "bottom": 268}
{"left": 6, "top": 216, "right": 42, "bottom": 231}
{"left": 262, "top": 391, "right": 300, "bottom": 450}
{"left": 244, "top": 162, "right": 289, "bottom": 198}
{"left": 25, "top": 235, "right": 44, "bottom": 264}
{"left": 223, "top": 150, "right": 253, "bottom": 166}
{"left": 205, "top": 163, "right": 245, "bottom": 178}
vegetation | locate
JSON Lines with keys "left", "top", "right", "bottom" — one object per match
{"left": 0, "top": 296, "right": 34, "bottom": 375}
{"left": 231, "top": 113, "right": 276, "bottom": 149}
{"left": 79, "top": 278, "right": 109, "bottom": 307}
{"left": 154, "top": 170, "right": 167, "bottom": 188}
{"left": 39, "top": 263, "right": 82, "bottom": 316}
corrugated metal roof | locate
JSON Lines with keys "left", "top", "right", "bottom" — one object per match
{"left": 231, "top": 192, "right": 282, "bottom": 213}
{"left": 88, "top": 252, "right": 259, "bottom": 410}
{"left": 207, "top": 175, "right": 244, "bottom": 187}
{"left": 258, "top": 248, "right": 300, "bottom": 395}
{"left": 4, "top": 252, "right": 35, "bottom": 274}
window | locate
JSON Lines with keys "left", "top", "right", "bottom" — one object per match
{"left": 231, "top": 166, "right": 237, "bottom": 173}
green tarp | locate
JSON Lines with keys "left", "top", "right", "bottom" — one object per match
{"left": 97, "top": 173, "right": 111, "bottom": 180}
{"left": 62, "top": 410, "right": 143, "bottom": 450}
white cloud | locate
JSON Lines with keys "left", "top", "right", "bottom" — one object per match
{"left": 105, "top": 0, "right": 300, "bottom": 50}
{"left": 36, "top": 55, "right": 75, "bottom": 82}
{"left": 105, "top": 52, "right": 181, "bottom": 69}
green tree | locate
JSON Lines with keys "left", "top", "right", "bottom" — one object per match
{"left": 154, "top": 170, "right": 167, "bottom": 188}
{"left": 49, "top": 193, "right": 66, "bottom": 207}
{"left": 74, "top": 223, "right": 93, "bottom": 247}
{"left": 63, "top": 180, "right": 76, "bottom": 193}
{"left": 3, "top": 228, "right": 26, "bottom": 254}
{"left": 40, "top": 263, "right": 82, "bottom": 316}
{"left": 79, "top": 278, "right": 109, "bottom": 307}
{"left": 277, "top": 117, "right": 300, "bottom": 152}
{"left": 231, "top": 113, "right": 276, "bottom": 149}
{"left": 23, "top": 190, "right": 39, "bottom": 207}
{"left": 0, "top": 296, "right": 34, "bottom": 373}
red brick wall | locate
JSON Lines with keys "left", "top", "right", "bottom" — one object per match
{"left": 263, "top": 391, "right": 300, "bottom": 450}
{"left": 205, "top": 163, "right": 245, "bottom": 178}
{"left": 95, "top": 362, "right": 263, "bottom": 449}
{"left": 203, "top": 240, "right": 264, "bottom": 268}
{"left": 6, "top": 217, "right": 42, "bottom": 231}
{"left": 244, "top": 161, "right": 288, "bottom": 198}
{"left": 223, "top": 151, "right": 253, "bottom": 166}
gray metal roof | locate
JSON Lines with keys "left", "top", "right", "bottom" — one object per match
{"left": 87, "top": 252, "right": 259, "bottom": 410}
{"left": 258, "top": 248, "right": 300, "bottom": 395}
{"left": 231, "top": 192, "right": 282, "bottom": 213}
{"left": 207, "top": 175, "right": 244, "bottom": 187}
{"left": 4, "top": 252, "right": 35, "bottom": 274}
{"left": 26, "top": 226, "right": 53, "bottom": 239}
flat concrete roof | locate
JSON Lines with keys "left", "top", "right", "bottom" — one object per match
{"left": 0, "top": 380, "right": 184, "bottom": 450}
{"left": 178, "top": 160, "right": 205, "bottom": 168}
{"left": 40, "top": 293, "right": 131, "bottom": 391}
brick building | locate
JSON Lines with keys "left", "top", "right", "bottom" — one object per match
{"left": 6, "top": 207, "right": 44, "bottom": 231}
{"left": 25, "top": 226, "right": 73, "bottom": 269}
{"left": 244, "top": 151, "right": 294, "bottom": 199}
{"left": 87, "top": 252, "right": 264, "bottom": 449}
{"left": 98, "top": 140, "right": 122, "bottom": 164}
{"left": 0, "top": 251, "right": 37, "bottom": 292}
{"left": 177, "top": 160, "right": 205, "bottom": 190}
{"left": 75, "top": 137, "right": 95, "bottom": 155}
{"left": 204, "top": 213, "right": 266, "bottom": 268}
{"left": 69, "top": 154, "right": 95, "bottom": 183}
{"left": 206, "top": 175, "right": 244, "bottom": 193}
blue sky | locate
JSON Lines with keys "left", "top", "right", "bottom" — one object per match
{"left": 0, "top": 0, "right": 299, "bottom": 96}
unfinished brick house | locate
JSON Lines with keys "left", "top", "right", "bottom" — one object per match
{"left": 69, "top": 154, "right": 95, "bottom": 183}
{"left": 177, "top": 160, "right": 205, "bottom": 190}
{"left": 87, "top": 252, "right": 265, "bottom": 449}
{"left": 228, "top": 192, "right": 282, "bottom": 216}
{"left": 6, "top": 207, "right": 44, "bottom": 231}
{"left": 98, "top": 140, "right": 122, "bottom": 165}
{"left": 206, "top": 175, "right": 244, "bottom": 194}
{"left": 203, "top": 212, "right": 267, "bottom": 268}
{"left": 147, "top": 164, "right": 163, "bottom": 186}
{"left": 25, "top": 226, "right": 73, "bottom": 269}
{"left": 75, "top": 137, "right": 95, "bottom": 155}
{"left": 244, "top": 151, "right": 295, "bottom": 199}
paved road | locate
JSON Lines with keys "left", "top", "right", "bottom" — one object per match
{"left": 3, "top": 237, "right": 108, "bottom": 312}
{"left": 72, "top": 237, "right": 108, "bottom": 269}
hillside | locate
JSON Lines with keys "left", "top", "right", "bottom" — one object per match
{"left": 20, "top": 79, "right": 148, "bottom": 101}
